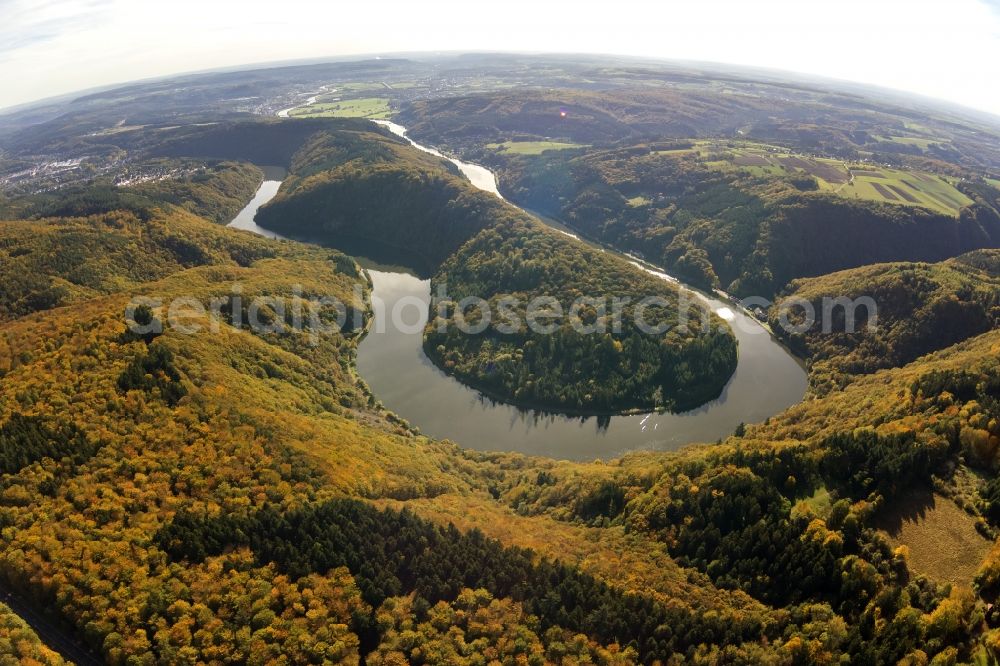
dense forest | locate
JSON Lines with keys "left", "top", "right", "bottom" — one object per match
{"left": 254, "top": 125, "right": 502, "bottom": 271}
{"left": 0, "top": 602, "right": 67, "bottom": 665}
{"left": 493, "top": 332, "right": 1000, "bottom": 663}
{"left": 4, "top": 63, "right": 1000, "bottom": 662}
{"left": 427, "top": 216, "right": 736, "bottom": 412}
{"left": 770, "top": 249, "right": 1000, "bottom": 393}
{"left": 0, "top": 207, "right": 279, "bottom": 323}
{"left": 449, "top": 141, "right": 1000, "bottom": 298}
{"left": 0, "top": 156, "right": 999, "bottom": 663}
{"left": 211, "top": 120, "right": 739, "bottom": 413}
{"left": 156, "top": 499, "right": 765, "bottom": 663}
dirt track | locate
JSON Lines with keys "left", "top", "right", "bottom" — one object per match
{"left": 1, "top": 585, "right": 102, "bottom": 665}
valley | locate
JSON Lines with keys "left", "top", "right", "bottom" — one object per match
{"left": 223, "top": 120, "right": 805, "bottom": 458}
{"left": 2, "top": 53, "right": 1000, "bottom": 664}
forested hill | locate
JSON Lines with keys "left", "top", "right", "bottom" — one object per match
{"left": 0, "top": 206, "right": 281, "bottom": 323}
{"left": 9, "top": 55, "right": 1000, "bottom": 664}
{"left": 769, "top": 249, "right": 1000, "bottom": 394}
{"left": 426, "top": 216, "right": 737, "bottom": 413}
{"left": 3, "top": 127, "right": 1000, "bottom": 662}
{"left": 143, "top": 118, "right": 507, "bottom": 271}
{"left": 4, "top": 189, "right": 1000, "bottom": 661}
{"left": 490, "top": 144, "right": 1000, "bottom": 298}
{"left": 398, "top": 92, "right": 1000, "bottom": 299}
{"left": 228, "top": 119, "right": 738, "bottom": 414}
{"left": 149, "top": 117, "right": 380, "bottom": 169}
{"left": 1, "top": 115, "right": 741, "bottom": 414}
{"left": 0, "top": 185, "right": 776, "bottom": 664}
{"left": 0, "top": 160, "right": 263, "bottom": 225}
{"left": 254, "top": 122, "right": 504, "bottom": 270}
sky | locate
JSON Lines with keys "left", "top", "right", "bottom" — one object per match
{"left": 2, "top": 0, "right": 999, "bottom": 115}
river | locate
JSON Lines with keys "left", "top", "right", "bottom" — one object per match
{"left": 228, "top": 121, "right": 807, "bottom": 460}
{"left": 228, "top": 166, "right": 288, "bottom": 238}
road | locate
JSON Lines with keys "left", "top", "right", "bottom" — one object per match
{"left": 1, "top": 586, "right": 102, "bottom": 665}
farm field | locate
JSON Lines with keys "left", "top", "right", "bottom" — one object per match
{"left": 487, "top": 140, "right": 588, "bottom": 155}
{"left": 338, "top": 82, "right": 390, "bottom": 91}
{"left": 290, "top": 96, "right": 391, "bottom": 119}
{"left": 695, "top": 140, "right": 973, "bottom": 215}
{"left": 872, "top": 133, "right": 950, "bottom": 149}
{"left": 841, "top": 166, "right": 973, "bottom": 215}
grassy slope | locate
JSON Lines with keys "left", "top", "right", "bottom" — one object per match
{"left": 694, "top": 139, "right": 974, "bottom": 216}
{"left": 874, "top": 490, "right": 991, "bottom": 587}
{"left": 486, "top": 140, "right": 588, "bottom": 155}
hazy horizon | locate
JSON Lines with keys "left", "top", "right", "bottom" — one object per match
{"left": 3, "top": 0, "right": 1000, "bottom": 116}
{"left": 7, "top": 49, "right": 1000, "bottom": 126}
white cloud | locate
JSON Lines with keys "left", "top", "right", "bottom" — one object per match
{"left": 2, "top": 0, "right": 999, "bottom": 116}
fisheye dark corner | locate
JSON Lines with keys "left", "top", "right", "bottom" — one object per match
{"left": 1, "top": 0, "right": 1000, "bottom": 663}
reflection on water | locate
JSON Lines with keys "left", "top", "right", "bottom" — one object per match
{"left": 358, "top": 121, "right": 807, "bottom": 459}
{"left": 356, "top": 269, "right": 807, "bottom": 460}
{"left": 374, "top": 120, "right": 504, "bottom": 198}
{"left": 227, "top": 166, "right": 288, "bottom": 239}
{"left": 226, "top": 130, "right": 807, "bottom": 461}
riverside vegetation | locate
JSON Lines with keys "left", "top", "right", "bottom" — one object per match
{"left": 4, "top": 176, "right": 1000, "bottom": 662}
{"left": 2, "top": 68, "right": 1000, "bottom": 662}
{"left": 245, "top": 120, "right": 737, "bottom": 413}
{"left": 400, "top": 90, "right": 1000, "bottom": 298}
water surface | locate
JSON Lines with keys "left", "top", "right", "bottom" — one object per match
{"left": 227, "top": 166, "right": 288, "bottom": 239}
{"left": 230, "top": 123, "right": 808, "bottom": 460}
{"left": 356, "top": 268, "right": 806, "bottom": 459}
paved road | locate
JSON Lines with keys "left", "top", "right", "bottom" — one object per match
{"left": 1, "top": 586, "right": 103, "bottom": 665}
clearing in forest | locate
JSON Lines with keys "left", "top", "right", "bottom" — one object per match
{"left": 874, "top": 490, "right": 991, "bottom": 586}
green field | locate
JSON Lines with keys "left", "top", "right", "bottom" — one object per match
{"left": 987, "top": 177, "right": 1000, "bottom": 190}
{"left": 487, "top": 140, "right": 588, "bottom": 155}
{"left": 338, "top": 82, "right": 389, "bottom": 91}
{"left": 290, "top": 97, "right": 391, "bottom": 120}
{"left": 871, "top": 134, "right": 947, "bottom": 149}
{"left": 693, "top": 140, "right": 972, "bottom": 216}
{"left": 652, "top": 147, "right": 697, "bottom": 157}
{"left": 796, "top": 486, "right": 832, "bottom": 519}
{"left": 841, "top": 167, "right": 973, "bottom": 215}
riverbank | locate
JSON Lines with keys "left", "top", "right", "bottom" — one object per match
{"left": 227, "top": 116, "right": 806, "bottom": 459}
